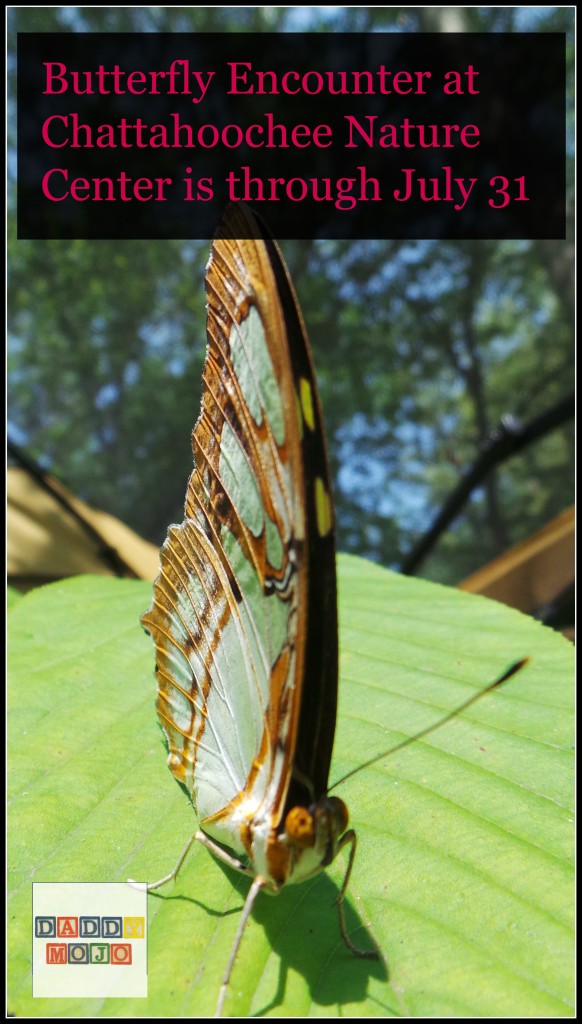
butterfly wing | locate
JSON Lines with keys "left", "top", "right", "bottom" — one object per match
{"left": 142, "top": 204, "right": 337, "bottom": 856}
{"left": 255, "top": 222, "right": 338, "bottom": 805}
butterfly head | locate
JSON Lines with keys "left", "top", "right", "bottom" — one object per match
{"left": 258, "top": 795, "right": 349, "bottom": 889}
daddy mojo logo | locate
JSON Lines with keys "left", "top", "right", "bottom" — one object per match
{"left": 35, "top": 914, "right": 144, "bottom": 965}
{"left": 32, "top": 883, "right": 148, "bottom": 998}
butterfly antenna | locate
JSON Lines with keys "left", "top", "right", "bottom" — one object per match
{"left": 329, "top": 657, "right": 529, "bottom": 792}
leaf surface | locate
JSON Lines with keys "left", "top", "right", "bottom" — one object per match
{"left": 8, "top": 561, "right": 574, "bottom": 1016}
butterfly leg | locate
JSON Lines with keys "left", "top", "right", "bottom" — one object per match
{"left": 216, "top": 875, "right": 265, "bottom": 1017}
{"left": 184, "top": 838, "right": 264, "bottom": 1015}
{"left": 335, "top": 828, "right": 379, "bottom": 960}
{"left": 129, "top": 830, "right": 256, "bottom": 891}
{"left": 195, "top": 830, "right": 257, "bottom": 877}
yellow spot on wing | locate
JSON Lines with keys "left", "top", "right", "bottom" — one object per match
{"left": 315, "top": 477, "right": 332, "bottom": 536}
{"left": 300, "top": 378, "right": 315, "bottom": 432}
{"left": 294, "top": 389, "right": 304, "bottom": 440}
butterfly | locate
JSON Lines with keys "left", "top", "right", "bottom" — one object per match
{"left": 140, "top": 203, "right": 378, "bottom": 1015}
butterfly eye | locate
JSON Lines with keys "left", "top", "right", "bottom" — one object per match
{"left": 285, "top": 806, "right": 316, "bottom": 848}
{"left": 328, "top": 796, "right": 349, "bottom": 834}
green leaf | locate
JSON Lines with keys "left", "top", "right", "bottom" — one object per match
{"left": 8, "top": 561, "right": 574, "bottom": 1017}
{"left": 7, "top": 585, "right": 22, "bottom": 608}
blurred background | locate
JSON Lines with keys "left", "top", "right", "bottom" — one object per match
{"left": 7, "top": 7, "right": 574, "bottom": 632}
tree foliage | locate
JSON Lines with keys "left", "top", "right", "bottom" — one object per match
{"left": 7, "top": 6, "right": 574, "bottom": 584}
